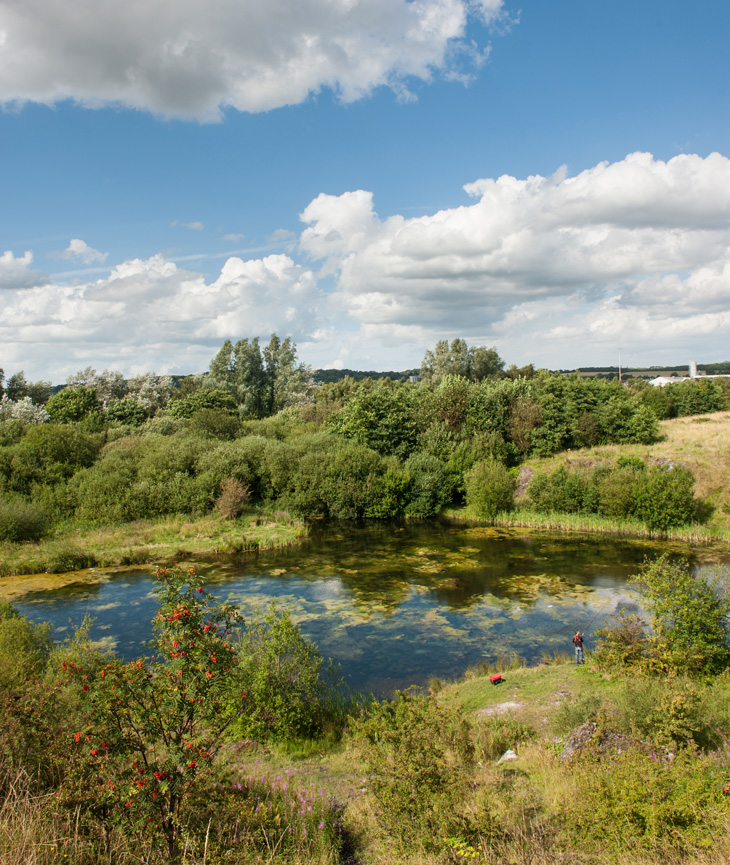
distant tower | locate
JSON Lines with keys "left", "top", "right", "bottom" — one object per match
{"left": 689, "top": 360, "right": 698, "bottom": 379}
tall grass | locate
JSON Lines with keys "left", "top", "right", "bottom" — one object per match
{"left": 0, "top": 509, "right": 307, "bottom": 577}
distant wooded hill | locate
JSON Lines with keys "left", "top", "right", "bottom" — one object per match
{"left": 313, "top": 368, "right": 420, "bottom": 383}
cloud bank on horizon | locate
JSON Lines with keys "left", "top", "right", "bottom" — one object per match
{"left": 0, "top": 0, "right": 505, "bottom": 120}
{"left": 3, "top": 152, "right": 730, "bottom": 380}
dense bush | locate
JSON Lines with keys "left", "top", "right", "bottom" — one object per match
{"left": 464, "top": 458, "right": 515, "bottom": 519}
{"left": 0, "top": 496, "right": 48, "bottom": 542}
{"left": 106, "top": 396, "right": 147, "bottom": 426}
{"left": 634, "top": 464, "right": 697, "bottom": 531}
{"left": 45, "top": 387, "right": 101, "bottom": 423}
{"left": 329, "top": 378, "right": 422, "bottom": 459}
{"left": 527, "top": 459, "right": 699, "bottom": 532}
{"left": 0, "top": 601, "right": 53, "bottom": 691}
{"left": 165, "top": 388, "right": 238, "bottom": 419}
{"left": 0, "top": 424, "right": 102, "bottom": 494}
{"left": 402, "top": 452, "right": 453, "bottom": 517}
{"left": 565, "top": 745, "right": 730, "bottom": 853}
{"left": 229, "top": 604, "right": 341, "bottom": 742}
{"left": 353, "top": 690, "right": 473, "bottom": 847}
{"left": 634, "top": 556, "right": 730, "bottom": 675}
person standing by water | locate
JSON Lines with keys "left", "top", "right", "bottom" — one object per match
{"left": 572, "top": 630, "right": 585, "bottom": 664}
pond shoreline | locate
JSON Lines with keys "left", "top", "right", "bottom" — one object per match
{"left": 4, "top": 504, "right": 730, "bottom": 592}
{"left": 0, "top": 509, "right": 307, "bottom": 584}
{"left": 444, "top": 505, "right": 730, "bottom": 546}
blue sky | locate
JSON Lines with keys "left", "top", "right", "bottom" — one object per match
{"left": 2, "top": 0, "right": 730, "bottom": 382}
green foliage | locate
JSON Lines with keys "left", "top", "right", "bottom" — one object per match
{"left": 420, "top": 339, "right": 504, "bottom": 384}
{"left": 613, "top": 676, "right": 730, "bottom": 751}
{"left": 565, "top": 745, "right": 730, "bottom": 853}
{"left": 527, "top": 460, "right": 699, "bottom": 532}
{"left": 208, "top": 333, "right": 313, "bottom": 419}
{"left": 0, "top": 495, "right": 48, "bottom": 542}
{"left": 62, "top": 566, "right": 245, "bottom": 862}
{"left": 184, "top": 407, "right": 241, "bottom": 439}
{"left": 528, "top": 465, "right": 591, "bottom": 514}
{"left": 0, "top": 601, "right": 53, "bottom": 692}
{"left": 46, "top": 387, "right": 101, "bottom": 423}
{"left": 165, "top": 388, "right": 238, "bottom": 419}
{"left": 71, "top": 434, "right": 214, "bottom": 523}
{"left": 106, "top": 396, "right": 147, "bottom": 426}
{"left": 230, "top": 603, "right": 341, "bottom": 742}
{"left": 403, "top": 452, "right": 453, "bottom": 516}
{"left": 353, "top": 690, "right": 473, "bottom": 847}
{"left": 633, "top": 556, "right": 730, "bottom": 674}
{"left": 464, "top": 458, "right": 515, "bottom": 519}
{"left": 634, "top": 464, "right": 696, "bottom": 531}
{"left": 329, "top": 378, "right": 422, "bottom": 459}
{"left": 0, "top": 424, "right": 102, "bottom": 495}
{"left": 593, "top": 611, "right": 649, "bottom": 670}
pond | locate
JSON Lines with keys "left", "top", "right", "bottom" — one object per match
{"left": 11, "top": 520, "right": 722, "bottom": 696}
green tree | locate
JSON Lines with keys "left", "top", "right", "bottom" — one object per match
{"left": 329, "top": 379, "right": 422, "bottom": 460}
{"left": 464, "top": 458, "right": 515, "bottom": 519}
{"left": 46, "top": 387, "right": 102, "bottom": 423}
{"left": 420, "top": 338, "right": 504, "bottom": 384}
{"left": 633, "top": 556, "right": 730, "bottom": 674}
{"left": 207, "top": 334, "right": 312, "bottom": 419}
{"left": 64, "top": 566, "right": 245, "bottom": 862}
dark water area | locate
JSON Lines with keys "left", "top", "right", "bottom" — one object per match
{"left": 13, "top": 520, "right": 714, "bottom": 696}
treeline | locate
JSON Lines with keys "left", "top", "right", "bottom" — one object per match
{"left": 1, "top": 337, "right": 728, "bottom": 543}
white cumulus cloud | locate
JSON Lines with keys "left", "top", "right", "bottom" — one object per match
{"left": 299, "top": 151, "right": 730, "bottom": 364}
{"left": 50, "top": 238, "right": 109, "bottom": 264}
{"left": 0, "top": 250, "right": 49, "bottom": 290}
{"left": 0, "top": 252, "right": 324, "bottom": 379}
{"left": 0, "top": 0, "right": 505, "bottom": 120}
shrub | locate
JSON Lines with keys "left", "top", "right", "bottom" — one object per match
{"left": 403, "top": 452, "right": 453, "bottom": 517}
{"left": 215, "top": 478, "right": 250, "bottom": 519}
{"left": 185, "top": 408, "right": 241, "bottom": 439}
{"left": 165, "top": 388, "right": 238, "bottom": 419}
{"left": 229, "top": 603, "right": 342, "bottom": 742}
{"left": 0, "top": 496, "right": 48, "bottom": 542}
{"left": 106, "top": 396, "right": 147, "bottom": 426}
{"left": 592, "top": 463, "right": 644, "bottom": 518}
{"left": 635, "top": 464, "right": 697, "bottom": 531}
{"left": 0, "top": 601, "right": 53, "bottom": 692}
{"left": 464, "top": 458, "right": 515, "bottom": 519}
{"left": 565, "top": 745, "right": 730, "bottom": 853}
{"left": 46, "top": 387, "right": 101, "bottom": 423}
{"left": 633, "top": 556, "right": 730, "bottom": 675}
{"left": 527, "top": 465, "right": 590, "bottom": 514}
{"left": 352, "top": 690, "right": 473, "bottom": 847}
{"left": 593, "top": 611, "right": 649, "bottom": 670}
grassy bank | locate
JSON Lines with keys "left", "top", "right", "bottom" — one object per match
{"left": 0, "top": 508, "right": 306, "bottom": 579}
{"left": 450, "top": 410, "right": 730, "bottom": 543}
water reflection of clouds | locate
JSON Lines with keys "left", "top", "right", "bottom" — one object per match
{"left": 14, "top": 523, "right": 710, "bottom": 696}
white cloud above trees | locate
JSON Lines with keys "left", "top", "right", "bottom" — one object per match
{"left": 0, "top": 250, "right": 49, "bottom": 290}
{"left": 2, "top": 152, "right": 730, "bottom": 378}
{"left": 49, "top": 238, "right": 109, "bottom": 264}
{"left": 0, "top": 0, "right": 505, "bottom": 120}
{"left": 299, "top": 152, "right": 730, "bottom": 365}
